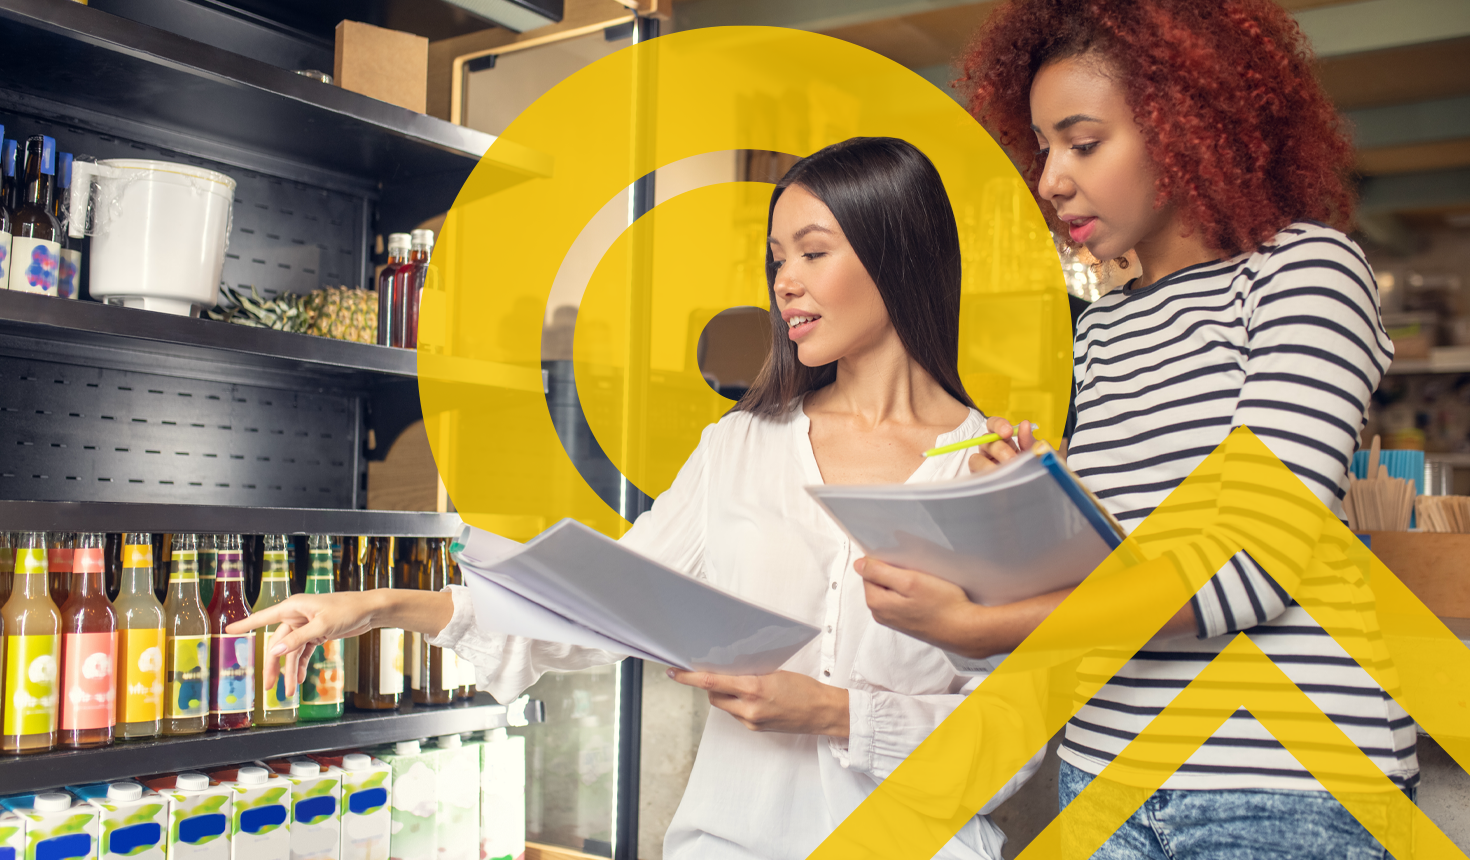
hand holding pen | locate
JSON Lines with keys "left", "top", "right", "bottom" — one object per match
{"left": 920, "top": 416, "right": 1038, "bottom": 473}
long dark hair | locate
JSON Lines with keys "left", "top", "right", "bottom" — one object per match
{"left": 736, "top": 137, "right": 974, "bottom": 417}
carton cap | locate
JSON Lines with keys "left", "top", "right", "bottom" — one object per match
{"left": 342, "top": 754, "right": 371, "bottom": 771}
{"left": 289, "top": 761, "right": 320, "bottom": 778}
{"left": 106, "top": 783, "right": 142, "bottom": 802}
{"left": 34, "top": 793, "right": 71, "bottom": 812}
{"left": 437, "top": 733, "right": 462, "bottom": 749}
{"left": 394, "top": 740, "right": 420, "bottom": 755}
{"left": 237, "top": 767, "right": 268, "bottom": 785}
{"left": 176, "top": 773, "right": 209, "bottom": 792}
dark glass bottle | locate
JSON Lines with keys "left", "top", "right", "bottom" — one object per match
{"left": 352, "top": 537, "right": 402, "bottom": 710}
{"left": 163, "top": 534, "right": 209, "bottom": 736}
{"left": 392, "top": 229, "right": 433, "bottom": 348}
{"left": 59, "top": 533, "right": 116, "bottom": 749}
{"left": 1, "top": 138, "right": 16, "bottom": 213}
{"left": 449, "top": 558, "right": 476, "bottom": 700}
{"left": 0, "top": 129, "right": 11, "bottom": 289}
{"left": 8, "top": 135, "right": 60, "bottom": 296}
{"left": 376, "top": 232, "right": 410, "bottom": 346}
{"left": 53, "top": 152, "right": 79, "bottom": 300}
{"left": 411, "top": 539, "right": 453, "bottom": 705}
{"left": 207, "top": 535, "right": 253, "bottom": 731}
{"left": 338, "top": 536, "right": 361, "bottom": 701}
{"left": 299, "top": 535, "right": 344, "bottom": 722}
{"left": 46, "top": 532, "right": 73, "bottom": 608}
{"left": 104, "top": 533, "right": 122, "bottom": 602}
{"left": 2, "top": 532, "right": 61, "bottom": 754}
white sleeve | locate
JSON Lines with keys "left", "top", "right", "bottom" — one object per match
{"left": 617, "top": 421, "right": 715, "bottom": 576}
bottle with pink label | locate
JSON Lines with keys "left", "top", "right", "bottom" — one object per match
{"left": 59, "top": 532, "right": 117, "bottom": 749}
{"left": 7, "top": 135, "right": 59, "bottom": 295}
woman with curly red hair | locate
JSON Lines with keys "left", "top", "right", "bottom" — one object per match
{"left": 855, "top": 1, "right": 1410, "bottom": 856}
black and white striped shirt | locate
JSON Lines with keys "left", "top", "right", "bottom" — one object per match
{"left": 1061, "top": 223, "right": 1416, "bottom": 791}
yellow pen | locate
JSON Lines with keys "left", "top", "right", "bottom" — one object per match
{"left": 923, "top": 423, "right": 1039, "bottom": 457}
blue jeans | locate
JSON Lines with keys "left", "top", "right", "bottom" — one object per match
{"left": 1058, "top": 761, "right": 1417, "bottom": 860}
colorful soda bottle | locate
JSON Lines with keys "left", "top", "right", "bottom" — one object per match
{"left": 115, "top": 533, "right": 165, "bottom": 740}
{"left": 2, "top": 532, "right": 61, "bottom": 753}
{"left": 163, "top": 534, "right": 209, "bottom": 735}
{"left": 299, "top": 535, "right": 344, "bottom": 722}
{"left": 352, "top": 537, "right": 402, "bottom": 710}
{"left": 252, "top": 535, "right": 297, "bottom": 726}
{"left": 59, "top": 532, "right": 115, "bottom": 748}
{"left": 207, "top": 535, "right": 253, "bottom": 731}
{"left": 197, "top": 534, "right": 217, "bottom": 606}
{"left": 46, "top": 532, "right": 72, "bottom": 608}
{"left": 410, "top": 538, "right": 453, "bottom": 706}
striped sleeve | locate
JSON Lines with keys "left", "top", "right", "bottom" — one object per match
{"left": 1190, "top": 231, "right": 1394, "bottom": 638}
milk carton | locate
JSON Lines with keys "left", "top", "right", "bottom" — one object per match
{"left": 374, "top": 740, "right": 435, "bottom": 860}
{"left": 429, "top": 736, "right": 477, "bottom": 860}
{"left": 68, "top": 782, "right": 166, "bottom": 860}
{"left": 0, "top": 809, "right": 25, "bottom": 860}
{"left": 0, "top": 791, "right": 99, "bottom": 860}
{"left": 312, "top": 754, "right": 391, "bottom": 860}
{"left": 259, "top": 760, "right": 340, "bottom": 860}
{"left": 478, "top": 730, "right": 526, "bottom": 860}
{"left": 143, "top": 773, "right": 232, "bottom": 860}
{"left": 206, "top": 767, "right": 289, "bottom": 860}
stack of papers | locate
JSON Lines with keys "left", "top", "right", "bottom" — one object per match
{"left": 451, "top": 520, "right": 819, "bottom": 675}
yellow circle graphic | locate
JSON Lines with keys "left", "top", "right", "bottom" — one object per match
{"left": 421, "top": 26, "right": 1069, "bottom": 539}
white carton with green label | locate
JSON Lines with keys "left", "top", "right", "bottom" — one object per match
{"left": 145, "top": 773, "right": 232, "bottom": 860}
{"left": 375, "top": 740, "right": 435, "bottom": 860}
{"left": 478, "top": 730, "right": 526, "bottom": 860}
{"left": 207, "top": 767, "right": 289, "bottom": 860}
{"left": 430, "top": 736, "right": 478, "bottom": 860}
{"left": 336, "top": 754, "right": 391, "bottom": 860}
{"left": 0, "top": 808, "right": 24, "bottom": 860}
{"left": 68, "top": 781, "right": 167, "bottom": 860}
{"left": 269, "top": 760, "right": 340, "bottom": 860}
{"left": 0, "top": 791, "right": 100, "bottom": 860}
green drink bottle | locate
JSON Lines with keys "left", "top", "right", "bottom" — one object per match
{"left": 299, "top": 535, "right": 344, "bottom": 722}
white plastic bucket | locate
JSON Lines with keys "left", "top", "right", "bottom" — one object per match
{"left": 70, "top": 158, "right": 236, "bottom": 316}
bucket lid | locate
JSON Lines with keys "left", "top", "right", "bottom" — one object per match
{"left": 98, "top": 158, "right": 236, "bottom": 191}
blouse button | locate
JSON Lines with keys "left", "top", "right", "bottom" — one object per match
{"left": 826, "top": 625, "right": 832, "bottom": 633}
{"left": 830, "top": 581, "right": 837, "bottom": 590}
{"left": 823, "top": 670, "right": 830, "bottom": 677}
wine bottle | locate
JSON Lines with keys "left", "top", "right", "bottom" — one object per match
{"left": 8, "top": 135, "right": 60, "bottom": 295}
{"left": 59, "top": 533, "right": 116, "bottom": 749}
{"left": 53, "top": 152, "right": 79, "bottom": 300}
{"left": 352, "top": 537, "right": 402, "bottom": 710}
{"left": 411, "top": 538, "right": 454, "bottom": 706}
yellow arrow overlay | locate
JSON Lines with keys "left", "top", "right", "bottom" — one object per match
{"left": 812, "top": 426, "right": 1470, "bottom": 859}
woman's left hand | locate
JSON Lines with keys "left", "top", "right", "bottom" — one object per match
{"left": 855, "top": 557, "right": 983, "bottom": 654}
{"left": 667, "top": 668, "right": 850, "bottom": 738}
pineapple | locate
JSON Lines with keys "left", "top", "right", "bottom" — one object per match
{"left": 211, "top": 284, "right": 377, "bottom": 343}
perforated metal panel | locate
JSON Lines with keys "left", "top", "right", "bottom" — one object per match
{"left": 0, "top": 356, "right": 358, "bottom": 507}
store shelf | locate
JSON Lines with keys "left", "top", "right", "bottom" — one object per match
{"left": 0, "top": 695, "right": 537, "bottom": 794}
{"left": 0, "top": 290, "right": 417, "bottom": 387}
{"left": 0, "top": 0, "right": 549, "bottom": 190}
{"left": 1386, "top": 348, "right": 1470, "bottom": 375}
{"left": 0, "top": 500, "right": 461, "bottom": 536}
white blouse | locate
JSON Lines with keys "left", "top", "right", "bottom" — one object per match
{"left": 429, "top": 399, "right": 1044, "bottom": 860}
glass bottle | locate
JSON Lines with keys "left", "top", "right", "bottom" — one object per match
{"left": 207, "top": 535, "right": 253, "bottom": 731}
{"left": 299, "top": 535, "right": 344, "bottom": 723}
{"left": 151, "top": 533, "right": 171, "bottom": 603}
{"left": 410, "top": 538, "right": 453, "bottom": 706}
{"left": 352, "top": 536, "right": 402, "bottom": 710}
{"left": 104, "top": 533, "right": 121, "bottom": 602}
{"left": 115, "top": 533, "right": 165, "bottom": 740}
{"left": 1, "top": 138, "right": 16, "bottom": 212}
{"left": 449, "top": 558, "right": 476, "bottom": 700}
{"left": 0, "top": 533, "right": 11, "bottom": 609}
{"left": 0, "top": 130, "right": 11, "bottom": 290}
{"left": 53, "top": 152, "right": 79, "bottom": 300}
{"left": 398, "top": 538, "right": 421, "bottom": 695}
{"left": 46, "top": 532, "right": 72, "bottom": 608}
{"left": 8, "top": 135, "right": 60, "bottom": 295}
{"left": 59, "top": 533, "right": 115, "bottom": 749}
{"left": 376, "top": 232, "right": 410, "bottom": 347}
{"left": 2, "top": 532, "right": 61, "bottom": 754}
{"left": 252, "top": 535, "right": 297, "bottom": 726}
{"left": 392, "top": 229, "right": 433, "bottom": 348}
{"left": 163, "top": 534, "right": 209, "bottom": 735}
{"left": 197, "top": 534, "right": 217, "bottom": 607}
{"left": 338, "top": 536, "right": 361, "bottom": 701}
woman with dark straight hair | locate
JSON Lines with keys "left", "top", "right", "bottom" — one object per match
{"left": 234, "top": 136, "right": 1042, "bottom": 860}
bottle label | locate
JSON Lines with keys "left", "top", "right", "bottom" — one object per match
{"left": 122, "top": 627, "right": 165, "bottom": 722}
{"left": 4, "top": 634, "right": 59, "bottom": 736}
{"left": 46, "top": 547, "right": 73, "bottom": 574}
{"left": 343, "top": 637, "right": 358, "bottom": 694}
{"left": 442, "top": 649, "right": 460, "bottom": 691}
{"left": 14, "top": 547, "right": 45, "bottom": 577}
{"left": 166, "top": 634, "right": 209, "bottom": 718}
{"left": 409, "top": 632, "right": 422, "bottom": 691}
{"left": 260, "top": 624, "right": 299, "bottom": 714}
{"left": 172, "top": 549, "right": 199, "bottom": 582}
{"left": 262, "top": 550, "right": 289, "bottom": 581}
{"left": 378, "top": 628, "right": 404, "bottom": 695}
{"left": 303, "top": 639, "right": 344, "bottom": 706}
{"left": 57, "top": 248, "right": 80, "bottom": 300}
{"left": 0, "top": 230, "right": 10, "bottom": 284}
{"left": 212, "top": 633, "right": 255, "bottom": 714}
{"left": 8, "top": 236, "right": 59, "bottom": 294}
{"left": 61, "top": 631, "right": 116, "bottom": 730}
{"left": 75, "top": 546, "right": 104, "bottom": 575}
{"left": 124, "top": 543, "right": 152, "bottom": 570}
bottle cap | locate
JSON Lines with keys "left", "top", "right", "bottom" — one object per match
{"left": 394, "top": 740, "right": 420, "bottom": 755}
{"left": 342, "top": 753, "right": 371, "bottom": 771}
{"left": 437, "top": 733, "right": 462, "bottom": 748}
{"left": 387, "top": 232, "right": 411, "bottom": 252}
{"left": 289, "top": 761, "right": 320, "bottom": 778}
{"left": 410, "top": 228, "right": 435, "bottom": 249}
{"left": 237, "top": 767, "right": 268, "bottom": 785}
{"left": 176, "top": 773, "right": 209, "bottom": 792}
{"left": 34, "top": 793, "right": 71, "bottom": 812}
{"left": 106, "top": 782, "right": 143, "bottom": 802}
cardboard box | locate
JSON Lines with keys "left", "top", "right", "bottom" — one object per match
{"left": 333, "top": 21, "right": 428, "bottom": 113}
{"left": 0, "top": 809, "right": 24, "bottom": 858}
{"left": 478, "top": 730, "right": 526, "bottom": 860}
{"left": 332, "top": 754, "right": 392, "bottom": 860}
{"left": 1363, "top": 531, "right": 1470, "bottom": 618}
{"left": 206, "top": 767, "right": 290, "bottom": 860}
{"left": 69, "top": 781, "right": 167, "bottom": 860}
{"left": 430, "top": 736, "right": 478, "bottom": 860}
{"left": 1, "top": 791, "right": 99, "bottom": 860}
{"left": 374, "top": 740, "right": 436, "bottom": 860}
{"left": 258, "top": 759, "right": 340, "bottom": 860}
{"left": 142, "top": 774, "right": 231, "bottom": 860}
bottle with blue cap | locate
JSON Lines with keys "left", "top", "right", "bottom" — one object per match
{"left": 8, "top": 135, "right": 60, "bottom": 295}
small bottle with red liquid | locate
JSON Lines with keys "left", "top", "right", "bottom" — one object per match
{"left": 392, "top": 229, "right": 433, "bottom": 349}
{"left": 207, "top": 534, "right": 254, "bottom": 731}
{"left": 376, "top": 232, "right": 411, "bottom": 347}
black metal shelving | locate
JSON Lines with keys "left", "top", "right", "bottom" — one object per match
{"left": 0, "top": 500, "right": 461, "bottom": 536}
{"left": 0, "top": 695, "right": 536, "bottom": 794}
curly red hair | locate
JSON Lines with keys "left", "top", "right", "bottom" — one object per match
{"left": 958, "top": 0, "right": 1355, "bottom": 257}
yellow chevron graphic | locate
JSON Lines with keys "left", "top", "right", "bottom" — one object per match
{"left": 811, "top": 427, "right": 1470, "bottom": 859}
